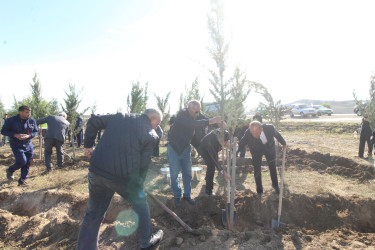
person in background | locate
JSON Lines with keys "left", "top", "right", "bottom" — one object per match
{"left": 37, "top": 112, "right": 70, "bottom": 173}
{"left": 1, "top": 106, "right": 38, "bottom": 186}
{"left": 73, "top": 115, "right": 84, "bottom": 148}
{"left": 358, "top": 115, "right": 372, "bottom": 159}
{"left": 253, "top": 112, "right": 263, "bottom": 123}
{"left": 1, "top": 113, "right": 8, "bottom": 146}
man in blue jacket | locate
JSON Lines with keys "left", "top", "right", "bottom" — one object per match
{"left": 37, "top": 112, "right": 70, "bottom": 172}
{"left": 168, "top": 100, "right": 222, "bottom": 206}
{"left": 1, "top": 105, "right": 38, "bottom": 186}
{"left": 238, "top": 121, "right": 286, "bottom": 196}
{"left": 74, "top": 115, "right": 84, "bottom": 148}
{"left": 77, "top": 108, "right": 164, "bottom": 250}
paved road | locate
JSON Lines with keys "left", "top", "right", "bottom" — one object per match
{"left": 282, "top": 114, "right": 362, "bottom": 123}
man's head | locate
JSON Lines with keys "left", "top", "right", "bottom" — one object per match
{"left": 187, "top": 100, "right": 201, "bottom": 119}
{"left": 59, "top": 112, "right": 67, "bottom": 119}
{"left": 3, "top": 113, "right": 7, "bottom": 119}
{"left": 144, "top": 108, "right": 163, "bottom": 130}
{"left": 249, "top": 121, "right": 263, "bottom": 138}
{"left": 18, "top": 105, "right": 31, "bottom": 120}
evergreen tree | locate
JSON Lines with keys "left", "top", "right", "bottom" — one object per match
{"left": 0, "top": 97, "right": 5, "bottom": 116}
{"left": 154, "top": 91, "right": 171, "bottom": 131}
{"left": 127, "top": 81, "right": 148, "bottom": 113}
{"left": 354, "top": 73, "right": 375, "bottom": 128}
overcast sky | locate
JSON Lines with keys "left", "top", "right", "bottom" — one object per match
{"left": 1, "top": 0, "right": 374, "bottom": 114}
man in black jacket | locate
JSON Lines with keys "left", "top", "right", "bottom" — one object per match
{"left": 238, "top": 121, "right": 286, "bottom": 196}
{"left": 168, "top": 100, "right": 222, "bottom": 206}
{"left": 358, "top": 116, "right": 372, "bottom": 158}
{"left": 77, "top": 109, "right": 164, "bottom": 250}
{"left": 199, "top": 129, "right": 230, "bottom": 195}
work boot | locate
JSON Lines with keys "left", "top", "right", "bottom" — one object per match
{"left": 274, "top": 186, "right": 280, "bottom": 195}
{"left": 6, "top": 169, "right": 14, "bottom": 180}
{"left": 257, "top": 192, "right": 263, "bottom": 198}
{"left": 174, "top": 198, "right": 181, "bottom": 207}
{"left": 42, "top": 169, "right": 52, "bottom": 175}
{"left": 18, "top": 179, "right": 28, "bottom": 186}
{"left": 141, "top": 229, "right": 164, "bottom": 250}
{"left": 182, "top": 197, "right": 196, "bottom": 205}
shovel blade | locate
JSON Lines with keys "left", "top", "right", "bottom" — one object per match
{"left": 271, "top": 216, "right": 286, "bottom": 229}
{"left": 221, "top": 204, "right": 237, "bottom": 227}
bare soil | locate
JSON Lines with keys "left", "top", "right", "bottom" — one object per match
{"left": 0, "top": 128, "right": 374, "bottom": 249}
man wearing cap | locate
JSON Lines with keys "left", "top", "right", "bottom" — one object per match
{"left": 1, "top": 106, "right": 38, "bottom": 186}
{"left": 168, "top": 100, "right": 222, "bottom": 206}
{"left": 37, "top": 112, "right": 70, "bottom": 172}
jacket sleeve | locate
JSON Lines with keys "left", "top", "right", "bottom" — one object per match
{"left": 273, "top": 127, "right": 286, "bottom": 146}
{"left": 84, "top": 115, "right": 112, "bottom": 148}
{"left": 36, "top": 117, "right": 48, "bottom": 125}
{"left": 237, "top": 129, "right": 250, "bottom": 154}
{"left": 175, "top": 112, "right": 209, "bottom": 130}
{"left": 139, "top": 133, "right": 157, "bottom": 185}
{"left": 29, "top": 119, "right": 39, "bottom": 138}
{"left": 1, "top": 119, "right": 15, "bottom": 137}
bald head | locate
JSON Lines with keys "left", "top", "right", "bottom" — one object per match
{"left": 187, "top": 100, "right": 201, "bottom": 118}
{"left": 249, "top": 121, "right": 263, "bottom": 138}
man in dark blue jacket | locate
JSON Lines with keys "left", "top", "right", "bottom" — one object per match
{"left": 77, "top": 108, "right": 164, "bottom": 250}
{"left": 238, "top": 121, "right": 286, "bottom": 196}
{"left": 74, "top": 115, "right": 84, "bottom": 148}
{"left": 358, "top": 116, "right": 372, "bottom": 159}
{"left": 37, "top": 112, "right": 70, "bottom": 172}
{"left": 1, "top": 105, "right": 38, "bottom": 186}
{"left": 168, "top": 100, "right": 222, "bottom": 206}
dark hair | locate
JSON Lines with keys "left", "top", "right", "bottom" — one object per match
{"left": 19, "top": 105, "right": 31, "bottom": 112}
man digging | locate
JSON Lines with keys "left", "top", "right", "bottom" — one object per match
{"left": 238, "top": 121, "right": 286, "bottom": 196}
{"left": 77, "top": 109, "right": 164, "bottom": 250}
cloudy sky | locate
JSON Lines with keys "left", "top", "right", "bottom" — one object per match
{"left": 1, "top": 0, "right": 374, "bottom": 114}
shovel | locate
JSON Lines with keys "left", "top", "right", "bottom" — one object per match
{"left": 63, "top": 151, "right": 79, "bottom": 163}
{"left": 272, "top": 146, "right": 287, "bottom": 229}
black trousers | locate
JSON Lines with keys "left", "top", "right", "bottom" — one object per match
{"left": 44, "top": 138, "right": 64, "bottom": 169}
{"left": 358, "top": 136, "right": 373, "bottom": 157}
{"left": 200, "top": 149, "right": 218, "bottom": 192}
{"left": 251, "top": 149, "right": 278, "bottom": 194}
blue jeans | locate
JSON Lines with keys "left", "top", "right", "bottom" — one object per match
{"left": 167, "top": 144, "right": 192, "bottom": 199}
{"left": 9, "top": 146, "right": 33, "bottom": 183}
{"left": 77, "top": 171, "right": 152, "bottom": 249}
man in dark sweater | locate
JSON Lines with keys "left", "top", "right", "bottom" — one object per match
{"left": 358, "top": 116, "right": 372, "bottom": 158}
{"left": 77, "top": 109, "right": 164, "bottom": 250}
{"left": 168, "top": 100, "right": 222, "bottom": 206}
{"left": 37, "top": 113, "right": 70, "bottom": 172}
{"left": 238, "top": 121, "right": 286, "bottom": 196}
{"left": 199, "top": 129, "right": 230, "bottom": 195}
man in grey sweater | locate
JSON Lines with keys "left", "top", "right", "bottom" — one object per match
{"left": 37, "top": 112, "right": 70, "bottom": 172}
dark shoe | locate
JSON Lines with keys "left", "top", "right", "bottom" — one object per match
{"left": 205, "top": 190, "right": 215, "bottom": 196}
{"left": 18, "top": 179, "right": 27, "bottom": 186}
{"left": 6, "top": 169, "right": 14, "bottom": 180}
{"left": 182, "top": 197, "right": 196, "bottom": 205}
{"left": 141, "top": 229, "right": 164, "bottom": 250}
{"left": 42, "top": 169, "right": 51, "bottom": 175}
{"left": 257, "top": 192, "right": 263, "bottom": 198}
{"left": 174, "top": 198, "right": 181, "bottom": 207}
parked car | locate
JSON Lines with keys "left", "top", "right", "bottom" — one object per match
{"left": 312, "top": 105, "right": 333, "bottom": 116}
{"left": 354, "top": 103, "right": 367, "bottom": 116}
{"left": 290, "top": 104, "right": 317, "bottom": 118}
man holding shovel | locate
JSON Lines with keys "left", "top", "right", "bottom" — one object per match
{"left": 77, "top": 109, "right": 164, "bottom": 250}
{"left": 36, "top": 112, "right": 70, "bottom": 173}
{"left": 238, "top": 121, "right": 286, "bottom": 196}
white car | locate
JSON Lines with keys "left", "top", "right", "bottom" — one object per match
{"left": 290, "top": 104, "right": 317, "bottom": 118}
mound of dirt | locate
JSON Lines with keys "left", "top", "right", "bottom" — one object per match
{"left": 288, "top": 148, "right": 375, "bottom": 181}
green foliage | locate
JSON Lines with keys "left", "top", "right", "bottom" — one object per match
{"left": 61, "top": 83, "right": 89, "bottom": 125}
{"left": 354, "top": 73, "right": 375, "bottom": 128}
{"left": 127, "top": 81, "right": 148, "bottom": 113}
{"left": 154, "top": 91, "right": 171, "bottom": 131}
{"left": 0, "top": 97, "right": 5, "bottom": 116}
{"left": 179, "top": 77, "right": 205, "bottom": 111}
{"left": 8, "top": 95, "right": 32, "bottom": 117}
{"left": 253, "top": 82, "right": 289, "bottom": 129}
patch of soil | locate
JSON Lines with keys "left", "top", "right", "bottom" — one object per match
{"left": 288, "top": 148, "right": 375, "bottom": 181}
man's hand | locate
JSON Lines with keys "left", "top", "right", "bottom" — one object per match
{"left": 223, "top": 171, "right": 231, "bottom": 181}
{"left": 282, "top": 145, "right": 287, "bottom": 151}
{"left": 209, "top": 116, "right": 222, "bottom": 125}
{"left": 84, "top": 148, "right": 94, "bottom": 159}
{"left": 14, "top": 134, "right": 29, "bottom": 140}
